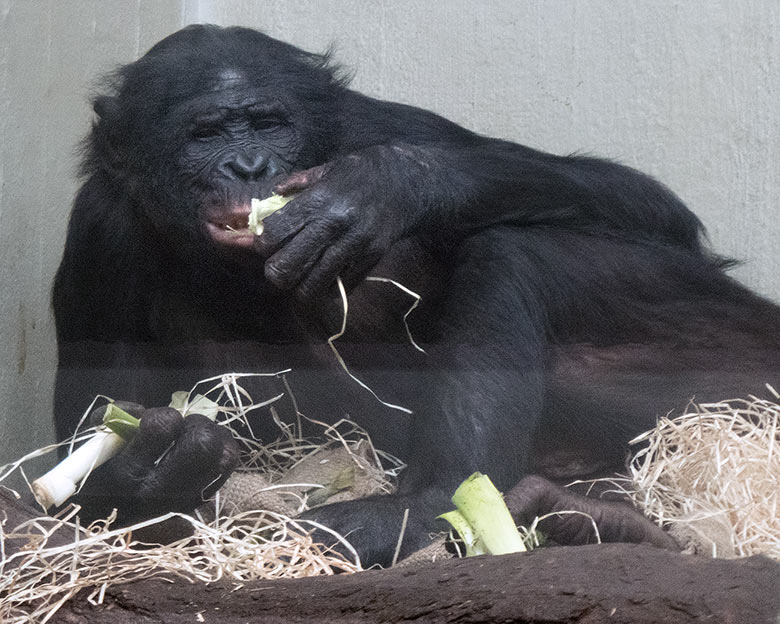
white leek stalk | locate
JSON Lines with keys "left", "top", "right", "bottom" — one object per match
{"left": 31, "top": 404, "right": 140, "bottom": 510}
{"left": 32, "top": 431, "right": 126, "bottom": 509}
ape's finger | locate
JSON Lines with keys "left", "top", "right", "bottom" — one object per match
{"left": 137, "top": 414, "right": 238, "bottom": 505}
{"left": 207, "top": 425, "right": 241, "bottom": 496}
{"left": 295, "top": 242, "right": 376, "bottom": 301}
{"left": 253, "top": 203, "right": 307, "bottom": 257}
{"left": 122, "top": 407, "right": 184, "bottom": 467}
{"left": 505, "top": 475, "right": 679, "bottom": 551}
{"left": 274, "top": 163, "right": 331, "bottom": 194}
{"left": 264, "top": 225, "right": 330, "bottom": 290}
{"left": 504, "top": 475, "right": 557, "bottom": 526}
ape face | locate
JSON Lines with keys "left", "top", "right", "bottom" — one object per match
{"left": 175, "top": 70, "right": 299, "bottom": 250}
{"left": 88, "top": 26, "right": 344, "bottom": 257}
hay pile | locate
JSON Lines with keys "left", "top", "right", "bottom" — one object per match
{"left": 1, "top": 507, "right": 359, "bottom": 622}
{"left": 3, "top": 380, "right": 779, "bottom": 622}
{"left": 0, "top": 373, "right": 399, "bottom": 623}
{"left": 626, "top": 394, "right": 780, "bottom": 559}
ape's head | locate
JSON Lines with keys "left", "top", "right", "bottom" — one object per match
{"left": 84, "top": 25, "right": 346, "bottom": 252}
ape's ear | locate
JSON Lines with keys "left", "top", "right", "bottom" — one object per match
{"left": 91, "top": 96, "right": 125, "bottom": 175}
{"left": 93, "top": 95, "right": 119, "bottom": 122}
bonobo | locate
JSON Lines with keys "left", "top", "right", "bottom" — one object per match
{"left": 53, "top": 24, "right": 780, "bottom": 565}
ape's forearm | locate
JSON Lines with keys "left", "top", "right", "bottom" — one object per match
{"left": 342, "top": 94, "right": 703, "bottom": 249}
{"left": 375, "top": 139, "right": 704, "bottom": 252}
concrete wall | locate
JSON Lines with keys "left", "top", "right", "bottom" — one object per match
{"left": 2, "top": 0, "right": 779, "bottom": 468}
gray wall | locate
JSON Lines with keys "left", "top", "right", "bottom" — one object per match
{"left": 2, "top": 0, "right": 779, "bottom": 467}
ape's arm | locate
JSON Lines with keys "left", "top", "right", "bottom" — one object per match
{"left": 256, "top": 93, "right": 705, "bottom": 297}
{"left": 338, "top": 93, "right": 705, "bottom": 249}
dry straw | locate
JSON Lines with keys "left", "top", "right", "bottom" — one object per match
{"left": 1, "top": 506, "right": 360, "bottom": 623}
{"left": 3, "top": 370, "right": 779, "bottom": 621}
{"left": 0, "top": 277, "right": 420, "bottom": 622}
{"left": 625, "top": 392, "right": 779, "bottom": 559}
{"left": 0, "top": 373, "right": 398, "bottom": 623}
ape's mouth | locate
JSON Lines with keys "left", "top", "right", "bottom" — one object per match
{"left": 205, "top": 205, "right": 255, "bottom": 248}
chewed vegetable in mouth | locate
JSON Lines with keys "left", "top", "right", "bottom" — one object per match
{"left": 248, "top": 193, "right": 295, "bottom": 235}
{"left": 205, "top": 194, "right": 294, "bottom": 247}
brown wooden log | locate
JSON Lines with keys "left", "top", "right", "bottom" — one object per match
{"left": 48, "top": 543, "right": 778, "bottom": 624}
{"left": 4, "top": 488, "right": 778, "bottom": 623}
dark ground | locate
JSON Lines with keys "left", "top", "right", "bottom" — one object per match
{"left": 3, "top": 489, "right": 779, "bottom": 624}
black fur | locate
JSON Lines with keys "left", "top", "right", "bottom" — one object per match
{"left": 53, "top": 25, "right": 780, "bottom": 566}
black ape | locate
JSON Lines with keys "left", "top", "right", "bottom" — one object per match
{"left": 53, "top": 25, "right": 780, "bottom": 566}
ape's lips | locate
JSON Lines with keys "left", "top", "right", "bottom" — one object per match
{"left": 206, "top": 205, "right": 255, "bottom": 248}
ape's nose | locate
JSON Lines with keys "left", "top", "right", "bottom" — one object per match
{"left": 226, "top": 151, "right": 269, "bottom": 181}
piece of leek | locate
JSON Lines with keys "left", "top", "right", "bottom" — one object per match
{"left": 31, "top": 404, "right": 140, "bottom": 510}
{"left": 439, "top": 472, "right": 527, "bottom": 556}
{"left": 248, "top": 194, "right": 295, "bottom": 235}
{"left": 32, "top": 393, "right": 220, "bottom": 510}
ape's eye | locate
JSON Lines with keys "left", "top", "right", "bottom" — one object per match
{"left": 251, "top": 116, "right": 285, "bottom": 132}
{"left": 192, "top": 125, "right": 221, "bottom": 140}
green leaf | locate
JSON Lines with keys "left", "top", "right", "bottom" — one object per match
{"left": 102, "top": 404, "right": 141, "bottom": 441}
{"left": 169, "top": 392, "right": 220, "bottom": 421}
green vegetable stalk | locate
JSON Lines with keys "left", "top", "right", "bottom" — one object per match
{"left": 440, "top": 472, "right": 527, "bottom": 556}
{"left": 32, "top": 393, "right": 219, "bottom": 511}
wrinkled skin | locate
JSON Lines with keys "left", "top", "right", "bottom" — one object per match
{"left": 67, "top": 404, "right": 239, "bottom": 526}
{"left": 54, "top": 25, "right": 780, "bottom": 566}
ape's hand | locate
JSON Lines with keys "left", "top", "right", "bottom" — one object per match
{"left": 70, "top": 407, "right": 239, "bottom": 528}
{"left": 255, "top": 148, "right": 417, "bottom": 300}
{"left": 506, "top": 475, "right": 679, "bottom": 551}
